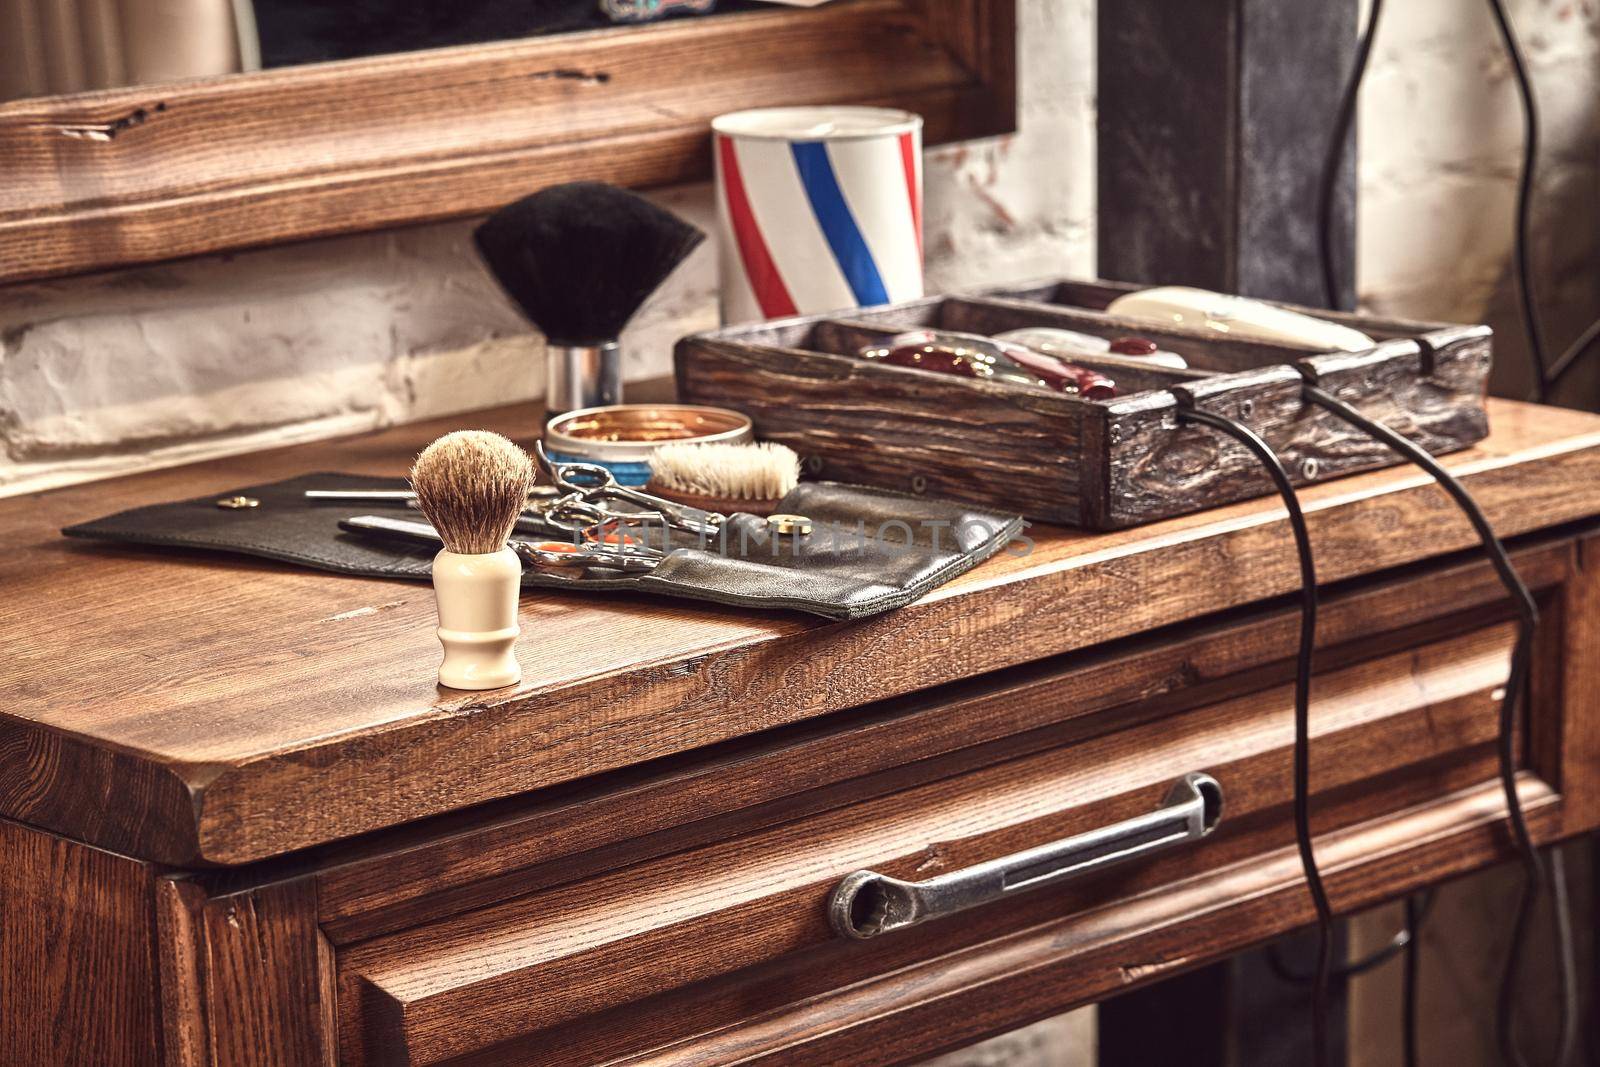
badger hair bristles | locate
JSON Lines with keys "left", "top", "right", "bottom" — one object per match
{"left": 411, "top": 431, "right": 535, "bottom": 555}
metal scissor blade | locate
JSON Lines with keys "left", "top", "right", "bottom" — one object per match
{"left": 338, "top": 516, "right": 661, "bottom": 573}
{"left": 339, "top": 515, "right": 441, "bottom": 544}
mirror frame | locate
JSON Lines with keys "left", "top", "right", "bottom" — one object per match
{"left": 0, "top": 0, "right": 1014, "bottom": 284}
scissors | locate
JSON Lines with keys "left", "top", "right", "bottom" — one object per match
{"left": 305, "top": 484, "right": 600, "bottom": 539}
{"left": 338, "top": 515, "right": 663, "bottom": 573}
{"left": 534, "top": 441, "right": 725, "bottom": 541}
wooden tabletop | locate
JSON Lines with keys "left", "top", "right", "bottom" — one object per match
{"left": 4, "top": 399, "right": 1600, "bottom": 866}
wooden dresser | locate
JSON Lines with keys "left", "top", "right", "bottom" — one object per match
{"left": 5, "top": 398, "right": 1600, "bottom": 1066}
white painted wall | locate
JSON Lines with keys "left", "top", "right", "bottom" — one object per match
{"left": 1358, "top": 0, "right": 1600, "bottom": 400}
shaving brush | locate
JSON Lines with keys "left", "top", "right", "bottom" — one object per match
{"left": 474, "top": 181, "right": 706, "bottom": 417}
{"left": 412, "top": 431, "right": 535, "bottom": 690}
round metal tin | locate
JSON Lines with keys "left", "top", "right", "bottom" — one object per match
{"left": 544, "top": 404, "right": 754, "bottom": 487}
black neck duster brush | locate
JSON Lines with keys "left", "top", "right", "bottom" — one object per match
{"left": 474, "top": 181, "right": 706, "bottom": 417}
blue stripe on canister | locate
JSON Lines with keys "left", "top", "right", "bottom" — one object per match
{"left": 546, "top": 453, "right": 654, "bottom": 488}
{"left": 790, "top": 141, "right": 891, "bottom": 307}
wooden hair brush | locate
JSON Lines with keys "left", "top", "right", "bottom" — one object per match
{"left": 646, "top": 441, "right": 801, "bottom": 517}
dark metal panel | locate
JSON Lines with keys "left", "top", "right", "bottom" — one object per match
{"left": 1099, "top": 0, "right": 1357, "bottom": 308}
{"left": 1096, "top": 3, "right": 1358, "bottom": 1061}
{"left": 1097, "top": 2, "right": 1239, "bottom": 292}
{"left": 1236, "top": 0, "right": 1358, "bottom": 307}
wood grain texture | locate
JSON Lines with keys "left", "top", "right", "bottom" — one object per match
{"left": 337, "top": 624, "right": 1515, "bottom": 1064}
{"left": 978, "top": 285, "right": 1490, "bottom": 530}
{"left": 156, "top": 877, "right": 337, "bottom": 1067}
{"left": 678, "top": 290, "right": 1492, "bottom": 528}
{"left": 616, "top": 778, "right": 1560, "bottom": 1067}
{"left": 995, "top": 283, "right": 1492, "bottom": 528}
{"left": 4, "top": 529, "right": 1593, "bottom": 1064}
{"left": 677, "top": 329, "right": 1089, "bottom": 522}
{"left": 1532, "top": 532, "right": 1600, "bottom": 833}
{"left": 1108, "top": 335, "right": 1492, "bottom": 529}
{"left": 1104, "top": 365, "right": 1306, "bottom": 528}
{"left": 311, "top": 538, "right": 1570, "bottom": 945}
{"left": 337, "top": 752, "right": 1519, "bottom": 1067}
{"left": 0, "top": 819, "right": 163, "bottom": 1065}
{"left": 0, "top": 1, "right": 1015, "bottom": 283}
{"left": 1, "top": 398, "right": 1598, "bottom": 867}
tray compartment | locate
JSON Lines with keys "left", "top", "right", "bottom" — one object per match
{"left": 676, "top": 281, "right": 1493, "bottom": 529}
{"left": 672, "top": 301, "right": 1099, "bottom": 525}
{"left": 807, "top": 315, "right": 1204, "bottom": 396}
{"left": 945, "top": 289, "right": 1319, "bottom": 373}
{"left": 986, "top": 277, "right": 1459, "bottom": 343}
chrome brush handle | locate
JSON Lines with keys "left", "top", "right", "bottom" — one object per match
{"left": 828, "top": 773, "right": 1222, "bottom": 940}
{"left": 546, "top": 341, "right": 622, "bottom": 416}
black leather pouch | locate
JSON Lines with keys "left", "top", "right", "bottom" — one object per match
{"left": 63, "top": 473, "right": 1024, "bottom": 620}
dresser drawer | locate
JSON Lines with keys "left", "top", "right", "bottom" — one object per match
{"left": 333, "top": 580, "right": 1532, "bottom": 1065}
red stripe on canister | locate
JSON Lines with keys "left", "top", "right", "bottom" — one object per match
{"left": 898, "top": 130, "right": 922, "bottom": 260}
{"left": 717, "top": 135, "right": 798, "bottom": 319}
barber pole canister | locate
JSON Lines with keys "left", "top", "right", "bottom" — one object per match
{"left": 713, "top": 106, "right": 923, "bottom": 324}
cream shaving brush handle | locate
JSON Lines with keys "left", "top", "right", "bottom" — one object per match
{"left": 432, "top": 548, "right": 523, "bottom": 690}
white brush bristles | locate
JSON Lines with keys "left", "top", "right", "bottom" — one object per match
{"left": 411, "top": 431, "right": 535, "bottom": 555}
{"left": 649, "top": 442, "right": 801, "bottom": 503}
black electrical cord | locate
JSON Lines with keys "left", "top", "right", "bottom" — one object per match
{"left": 1301, "top": 384, "right": 1576, "bottom": 1067}
{"left": 1324, "top": 0, "right": 1600, "bottom": 400}
{"left": 1403, "top": 892, "right": 1423, "bottom": 1067}
{"left": 1478, "top": 7, "right": 1591, "bottom": 1042}
{"left": 1485, "top": 0, "right": 1552, "bottom": 401}
{"left": 1310, "top": 7, "right": 1438, "bottom": 1042}
{"left": 1315, "top": 2, "right": 1579, "bottom": 1061}
{"left": 1549, "top": 845, "right": 1578, "bottom": 1067}
{"left": 1547, "top": 312, "right": 1600, "bottom": 388}
{"left": 1491, "top": 0, "right": 1600, "bottom": 403}
{"left": 1179, "top": 394, "right": 1573, "bottom": 1065}
{"left": 1318, "top": 0, "right": 1383, "bottom": 310}
{"left": 1178, "top": 405, "right": 1331, "bottom": 1067}
{"left": 1265, "top": 889, "right": 1436, "bottom": 983}
{"left": 1266, "top": 889, "right": 1432, "bottom": 1067}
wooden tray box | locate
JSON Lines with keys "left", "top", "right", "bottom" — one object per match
{"left": 674, "top": 279, "right": 1491, "bottom": 529}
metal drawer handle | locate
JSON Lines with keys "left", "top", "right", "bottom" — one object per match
{"left": 828, "top": 772, "right": 1223, "bottom": 940}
